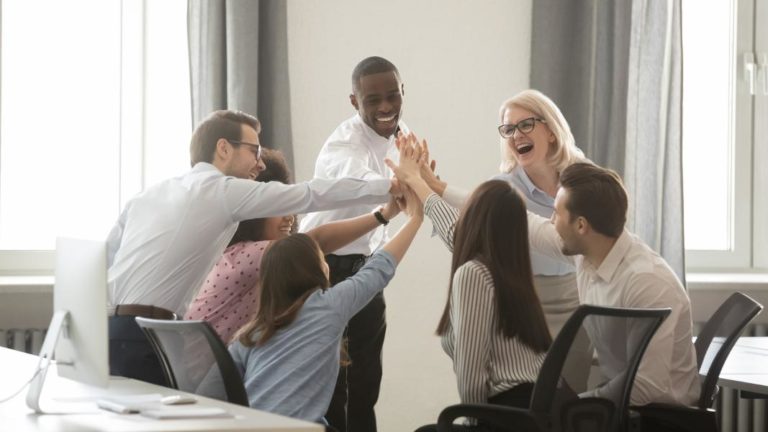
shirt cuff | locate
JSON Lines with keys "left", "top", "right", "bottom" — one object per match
{"left": 442, "top": 185, "right": 470, "bottom": 208}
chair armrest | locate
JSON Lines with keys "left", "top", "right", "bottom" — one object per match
{"left": 436, "top": 403, "right": 541, "bottom": 432}
{"left": 631, "top": 403, "right": 717, "bottom": 432}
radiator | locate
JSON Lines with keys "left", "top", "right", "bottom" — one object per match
{"left": 712, "top": 323, "right": 768, "bottom": 432}
{"left": 0, "top": 328, "right": 46, "bottom": 355}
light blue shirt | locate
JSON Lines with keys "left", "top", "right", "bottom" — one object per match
{"left": 228, "top": 250, "right": 396, "bottom": 424}
{"left": 492, "top": 167, "right": 574, "bottom": 276}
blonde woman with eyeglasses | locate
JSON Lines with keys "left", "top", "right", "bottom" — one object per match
{"left": 422, "top": 90, "right": 588, "bottom": 358}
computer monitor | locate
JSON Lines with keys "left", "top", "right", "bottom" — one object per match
{"left": 26, "top": 237, "right": 109, "bottom": 413}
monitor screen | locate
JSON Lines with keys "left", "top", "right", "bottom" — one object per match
{"left": 54, "top": 237, "right": 109, "bottom": 388}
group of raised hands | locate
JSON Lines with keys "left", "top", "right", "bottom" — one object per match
{"left": 380, "top": 131, "right": 441, "bottom": 220}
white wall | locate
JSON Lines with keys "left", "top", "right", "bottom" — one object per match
{"left": 287, "top": 1, "right": 532, "bottom": 430}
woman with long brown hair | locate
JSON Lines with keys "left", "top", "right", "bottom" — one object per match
{"left": 186, "top": 149, "right": 401, "bottom": 344}
{"left": 387, "top": 138, "right": 551, "bottom": 430}
{"left": 226, "top": 186, "right": 423, "bottom": 427}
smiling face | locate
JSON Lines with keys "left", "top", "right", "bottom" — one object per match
{"left": 220, "top": 124, "right": 264, "bottom": 179}
{"left": 262, "top": 215, "right": 295, "bottom": 241}
{"left": 351, "top": 71, "right": 404, "bottom": 138}
{"left": 502, "top": 105, "right": 556, "bottom": 171}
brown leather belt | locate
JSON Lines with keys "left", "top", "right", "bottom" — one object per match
{"left": 109, "top": 304, "right": 177, "bottom": 320}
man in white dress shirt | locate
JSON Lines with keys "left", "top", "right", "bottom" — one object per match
{"left": 107, "top": 110, "right": 394, "bottom": 386}
{"left": 525, "top": 162, "right": 700, "bottom": 407}
{"left": 299, "top": 56, "right": 407, "bottom": 432}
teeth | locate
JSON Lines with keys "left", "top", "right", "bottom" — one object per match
{"left": 377, "top": 115, "right": 395, "bottom": 122}
{"left": 517, "top": 143, "right": 534, "bottom": 155}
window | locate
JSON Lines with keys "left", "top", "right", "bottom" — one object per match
{"left": 0, "top": 0, "right": 191, "bottom": 275}
{"left": 682, "top": 0, "right": 768, "bottom": 271}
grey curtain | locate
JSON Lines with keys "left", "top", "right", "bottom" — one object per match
{"left": 188, "top": 0, "right": 293, "bottom": 168}
{"left": 531, "top": 0, "right": 685, "bottom": 282}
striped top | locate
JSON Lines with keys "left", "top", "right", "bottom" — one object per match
{"left": 424, "top": 193, "right": 545, "bottom": 404}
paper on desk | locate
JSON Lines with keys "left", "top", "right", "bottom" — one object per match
{"left": 96, "top": 393, "right": 163, "bottom": 413}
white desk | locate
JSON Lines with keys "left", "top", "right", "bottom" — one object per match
{"left": 717, "top": 337, "right": 768, "bottom": 395}
{"left": 0, "top": 347, "right": 323, "bottom": 431}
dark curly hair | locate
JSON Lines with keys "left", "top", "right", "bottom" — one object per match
{"left": 227, "top": 149, "right": 296, "bottom": 246}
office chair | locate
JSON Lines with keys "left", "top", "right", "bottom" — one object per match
{"left": 135, "top": 317, "right": 249, "bottom": 406}
{"left": 632, "top": 292, "right": 763, "bottom": 432}
{"left": 433, "top": 305, "right": 671, "bottom": 432}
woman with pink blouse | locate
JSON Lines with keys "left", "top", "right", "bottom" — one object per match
{"left": 185, "top": 149, "right": 400, "bottom": 344}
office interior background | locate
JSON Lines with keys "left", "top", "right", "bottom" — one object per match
{"left": 0, "top": 0, "right": 766, "bottom": 430}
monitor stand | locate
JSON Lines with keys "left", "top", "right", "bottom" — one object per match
{"left": 26, "top": 310, "right": 69, "bottom": 413}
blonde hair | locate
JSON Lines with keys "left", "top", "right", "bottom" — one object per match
{"left": 498, "top": 89, "right": 585, "bottom": 173}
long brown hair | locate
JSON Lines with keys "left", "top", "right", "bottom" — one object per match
{"left": 436, "top": 180, "right": 551, "bottom": 353}
{"left": 235, "top": 234, "right": 329, "bottom": 347}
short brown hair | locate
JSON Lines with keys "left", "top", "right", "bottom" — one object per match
{"left": 559, "top": 163, "right": 627, "bottom": 238}
{"left": 189, "top": 110, "right": 261, "bottom": 166}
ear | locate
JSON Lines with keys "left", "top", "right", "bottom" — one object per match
{"left": 350, "top": 93, "right": 359, "bottom": 111}
{"left": 575, "top": 216, "right": 590, "bottom": 235}
{"left": 548, "top": 131, "right": 556, "bottom": 143}
{"left": 214, "top": 138, "right": 231, "bottom": 161}
{"left": 401, "top": 83, "right": 405, "bottom": 96}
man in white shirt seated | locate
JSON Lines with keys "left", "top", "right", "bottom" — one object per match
{"left": 525, "top": 162, "right": 700, "bottom": 406}
{"left": 299, "top": 56, "right": 407, "bottom": 432}
{"left": 107, "top": 109, "right": 395, "bottom": 387}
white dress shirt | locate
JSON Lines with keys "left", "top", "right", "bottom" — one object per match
{"left": 107, "top": 162, "right": 390, "bottom": 316}
{"left": 299, "top": 114, "right": 407, "bottom": 255}
{"left": 525, "top": 213, "right": 701, "bottom": 406}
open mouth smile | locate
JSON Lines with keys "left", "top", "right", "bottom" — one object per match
{"left": 516, "top": 142, "right": 534, "bottom": 155}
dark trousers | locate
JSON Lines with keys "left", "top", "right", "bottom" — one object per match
{"left": 324, "top": 254, "right": 386, "bottom": 432}
{"left": 108, "top": 315, "right": 170, "bottom": 387}
{"left": 413, "top": 383, "right": 535, "bottom": 432}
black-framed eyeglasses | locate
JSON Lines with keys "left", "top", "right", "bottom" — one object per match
{"left": 497, "top": 117, "right": 546, "bottom": 138}
{"left": 229, "top": 139, "right": 262, "bottom": 161}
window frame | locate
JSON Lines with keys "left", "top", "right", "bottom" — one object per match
{"left": 0, "top": 0, "right": 191, "bottom": 276}
{"left": 685, "top": 0, "right": 768, "bottom": 273}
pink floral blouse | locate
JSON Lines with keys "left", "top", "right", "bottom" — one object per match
{"left": 185, "top": 240, "right": 271, "bottom": 343}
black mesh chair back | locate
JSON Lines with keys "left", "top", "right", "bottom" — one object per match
{"left": 436, "top": 305, "right": 670, "bottom": 432}
{"left": 135, "top": 317, "right": 249, "bottom": 406}
{"left": 694, "top": 292, "right": 763, "bottom": 409}
{"left": 631, "top": 292, "right": 763, "bottom": 432}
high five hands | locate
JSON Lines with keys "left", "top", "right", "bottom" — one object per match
{"left": 386, "top": 132, "right": 437, "bottom": 203}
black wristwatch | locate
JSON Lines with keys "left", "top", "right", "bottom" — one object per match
{"left": 373, "top": 208, "right": 389, "bottom": 225}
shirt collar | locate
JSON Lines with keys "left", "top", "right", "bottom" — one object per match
{"left": 514, "top": 167, "right": 545, "bottom": 197}
{"left": 192, "top": 162, "right": 221, "bottom": 173}
{"left": 593, "top": 230, "right": 633, "bottom": 283}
